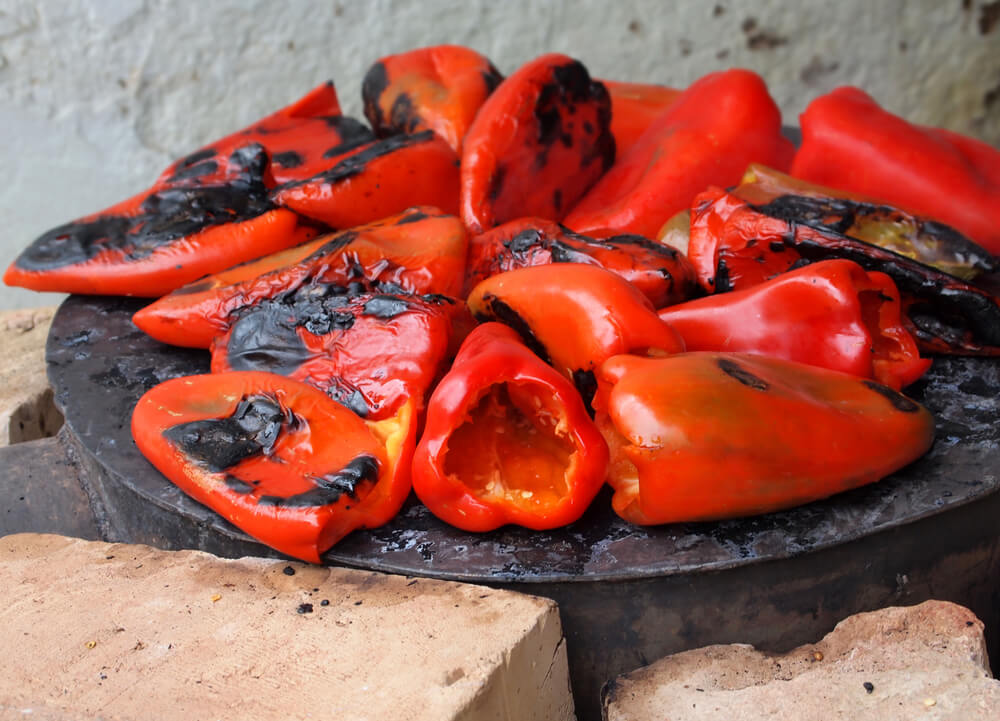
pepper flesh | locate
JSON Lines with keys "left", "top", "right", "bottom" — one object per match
{"left": 790, "top": 86, "right": 1000, "bottom": 255}
{"left": 463, "top": 216, "right": 699, "bottom": 306}
{"left": 466, "top": 263, "right": 685, "bottom": 407}
{"left": 131, "top": 371, "right": 415, "bottom": 563}
{"left": 133, "top": 207, "right": 467, "bottom": 348}
{"left": 460, "top": 53, "right": 615, "bottom": 233}
{"left": 362, "top": 45, "right": 503, "bottom": 152}
{"left": 686, "top": 186, "right": 1000, "bottom": 356}
{"left": 412, "top": 323, "right": 608, "bottom": 531}
{"left": 657, "top": 259, "right": 930, "bottom": 389}
{"left": 595, "top": 353, "right": 935, "bottom": 526}
{"left": 563, "top": 68, "right": 795, "bottom": 239}
{"left": 209, "top": 289, "right": 459, "bottom": 420}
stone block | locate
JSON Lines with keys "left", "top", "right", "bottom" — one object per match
{"left": 604, "top": 600, "right": 998, "bottom": 720}
{"left": 0, "top": 307, "right": 62, "bottom": 446}
{"left": 0, "top": 533, "right": 575, "bottom": 721}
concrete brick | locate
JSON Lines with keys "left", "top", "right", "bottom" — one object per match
{"left": 0, "top": 533, "right": 575, "bottom": 721}
{"left": 604, "top": 600, "right": 999, "bottom": 720}
{"left": 0, "top": 307, "right": 62, "bottom": 446}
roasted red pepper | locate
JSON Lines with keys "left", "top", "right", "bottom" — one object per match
{"left": 412, "top": 323, "right": 608, "bottom": 531}
{"left": 600, "top": 80, "right": 682, "bottom": 157}
{"left": 270, "top": 131, "right": 461, "bottom": 228}
{"left": 563, "top": 68, "right": 794, "bottom": 239}
{"left": 466, "top": 263, "right": 684, "bottom": 407}
{"left": 133, "top": 207, "right": 467, "bottom": 348}
{"left": 790, "top": 86, "right": 1000, "bottom": 255}
{"left": 463, "top": 216, "right": 700, "bottom": 306}
{"left": 686, "top": 185, "right": 1000, "bottom": 356}
{"left": 657, "top": 259, "right": 930, "bottom": 389}
{"left": 132, "top": 371, "right": 415, "bottom": 563}
{"left": 362, "top": 45, "right": 503, "bottom": 152}
{"left": 209, "top": 289, "right": 459, "bottom": 420}
{"left": 3, "top": 83, "right": 378, "bottom": 297}
{"left": 460, "top": 53, "right": 615, "bottom": 233}
{"left": 594, "top": 353, "right": 935, "bottom": 526}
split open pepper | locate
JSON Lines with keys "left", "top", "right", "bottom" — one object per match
{"left": 412, "top": 323, "right": 608, "bottom": 532}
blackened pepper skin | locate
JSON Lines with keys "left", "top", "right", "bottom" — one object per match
{"left": 361, "top": 45, "right": 504, "bottom": 152}
{"left": 460, "top": 53, "right": 614, "bottom": 234}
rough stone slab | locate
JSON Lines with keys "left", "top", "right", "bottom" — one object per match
{"left": 0, "top": 307, "right": 62, "bottom": 445}
{"left": 0, "top": 533, "right": 575, "bottom": 721}
{"left": 604, "top": 600, "right": 999, "bottom": 720}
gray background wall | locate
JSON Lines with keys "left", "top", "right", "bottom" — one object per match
{"left": 2, "top": 0, "right": 998, "bottom": 309}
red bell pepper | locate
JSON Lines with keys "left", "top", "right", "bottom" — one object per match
{"left": 460, "top": 53, "right": 615, "bottom": 233}
{"left": 412, "top": 323, "right": 608, "bottom": 532}
{"left": 600, "top": 80, "right": 682, "bottom": 157}
{"left": 132, "top": 206, "right": 467, "bottom": 348}
{"left": 594, "top": 353, "right": 935, "bottom": 526}
{"left": 270, "top": 130, "right": 461, "bottom": 228}
{"left": 686, "top": 184, "right": 1000, "bottom": 356}
{"left": 657, "top": 259, "right": 930, "bottom": 389}
{"left": 209, "top": 289, "right": 459, "bottom": 420}
{"left": 3, "top": 83, "right": 377, "bottom": 297}
{"left": 463, "top": 216, "right": 700, "bottom": 307}
{"left": 562, "top": 68, "right": 795, "bottom": 239}
{"left": 466, "top": 263, "right": 685, "bottom": 407}
{"left": 790, "top": 86, "right": 1000, "bottom": 255}
{"left": 132, "top": 371, "right": 415, "bottom": 563}
{"left": 362, "top": 45, "right": 503, "bottom": 152}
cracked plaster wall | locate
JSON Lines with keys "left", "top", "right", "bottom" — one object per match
{"left": 1, "top": 0, "right": 998, "bottom": 309}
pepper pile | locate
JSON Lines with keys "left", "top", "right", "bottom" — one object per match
{"left": 7, "top": 46, "right": 998, "bottom": 563}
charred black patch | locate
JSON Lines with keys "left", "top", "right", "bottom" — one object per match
{"left": 862, "top": 380, "right": 921, "bottom": 413}
{"left": 164, "top": 394, "right": 290, "bottom": 471}
{"left": 333, "top": 387, "right": 370, "bottom": 418}
{"left": 167, "top": 159, "right": 219, "bottom": 183}
{"left": 549, "top": 240, "right": 590, "bottom": 264}
{"left": 713, "top": 258, "right": 731, "bottom": 292}
{"left": 16, "top": 144, "right": 274, "bottom": 272}
{"left": 258, "top": 454, "right": 379, "bottom": 507}
{"left": 717, "top": 358, "right": 770, "bottom": 391}
{"left": 271, "top": 151, "right": 304, "bottom": 168}
{"left": 395, "top": 209, "right": 431, "bottom": 225}
{"left": 532, "top": 61, "right": 615, "bottom": 172}
{"left": 363, "top": 295, "right": 410, "bottom": 319}
{"left": 224, "top": 476, "right": 256, "bottom": 494}
{"left": 505, "top": 229, "right": 546, "bottom": 256}
{"left": 482, "top": 64, "right": 504, "bottom": 95}
{"left": 306, "top": 230, "right": 359, "bottom": 263}
{"left": 361, "top": 61, "right": 390, "bottom": 133}
{"left": 321, "top": 116, "right": 377, "bottom": 158}
{"left": 389, "top": 92, "right": 421, "bottom": 134}
{"left": 476, "top": 293, "right": 551, "bottom": 363}
{"left": 281, "top": 131, "right": 435, "bottom": 190}
{"left": 225, "top": 304, "right": 313, "bottom": 375}
{"left": 572, "top": 369, "right": 598, "bottom": 418}
{"left": 175, "top": 148, "right": 216, "bottom": 169}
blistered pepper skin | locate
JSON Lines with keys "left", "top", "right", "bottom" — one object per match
{"left": 790, "top": 87, "right": 1000, "bottom": 255}
{"left": 657, "top": 259, "right": 930, "bottom": 389}
{"left": 595, "top": 353, "right": 935, "bottom": 526}
{"left": 466, "top": 263, "right": 685, "bottom": 407}
{"left": 563, "top": 69, "right": 794, "bottom": 239}
{"left": 362, "top": 45, "right": 503, "bottom": 152}
{"left": 686, "top": 186, "right": 1000, "bottom": 356}
{"left": 132, "top": 371, "right": 415, "bottom": 563}
{"left": 412, "top": 323, "right": 608, "bottom": 532}
{"left": 4, "top": 83, "right": 374, "bottom": 296}
{"left": 460, "top": 53, "right": 615, "bottom": 234}
{"left": 133, "top": 207, "right": 467, "bottom": 348}
{"left": 270, "top": 131, "right": 461, "bottom": 228}
{"left": 210, "top": 290, "right": 459, "bottom": 421}
{"left": 463, "top": 217, "right": 699, "bottom": 307}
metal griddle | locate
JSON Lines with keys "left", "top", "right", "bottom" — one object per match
{"left": 45, "top": 294, "right": 1000, "bottom": 721}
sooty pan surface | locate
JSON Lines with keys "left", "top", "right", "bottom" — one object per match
{"left": 47, "top": 295, "right": 1000, "bottom": 583}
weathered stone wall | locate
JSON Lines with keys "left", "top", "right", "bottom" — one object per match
{"left": 2, "top": 0, "right": 997, "bottom": 309}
